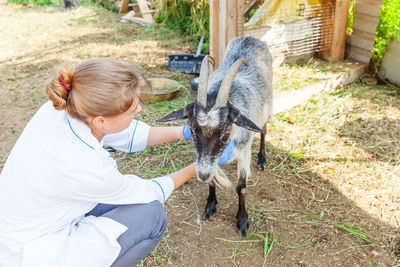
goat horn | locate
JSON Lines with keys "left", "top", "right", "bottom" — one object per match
{"left": 215, "top": 58, "right": 247, "bottom": 107}
{"left": 207, "top": 56, "right": 215, "bottom": 76}
{"left": 197, "top": 56, "right": 214, "bottom": 108}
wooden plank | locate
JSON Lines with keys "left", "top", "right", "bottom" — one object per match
{"left": 119, "top": 0, "right": 129, "bottom": 13}
{"left": 209, "top": 0, "right": 220, "bottom": 67}
{"left": 218, "top": 0, "right": 227, "bottom": 67}
{"left": 319, "top": 0, "right": 350, "bottom": 61}
{"left": 360, "top": 0, "right": 382, "bottom": 6}
{"left": 346, "top": 45, "right": 373, "bottom": 63}
{"left": 346, "top": 34, "right": 375, "bottom": 49}
{"left": 227, "top": 0, "right": 237, "bottom": 44}
{"left": 329, "top": 0, "right": 350, "bottom": 60}
{"left": 137, "top": 0, "right": 153, "bottom": 23}
{"left": 121, "top": 16, "right": 154, "bottom": 26}
{"left": 352, "top": 16, "right": 380, "bottom": 34}
{"left": 353, "top": 13, "right": 380, "bottom": 24}
{"left": 355, "top": 2, "right": 381, "bottom": 16}
{"left": 237, "top": 0, "right": 245, "bottom": 37}
{"left": 347, "top": 29, "right": 377, "bottom": 40}
{"left": 344, "top": 0, "right": 382, "bottom": 63}
{"left": 210, "top": 0, "right": 242, "bottom": 67}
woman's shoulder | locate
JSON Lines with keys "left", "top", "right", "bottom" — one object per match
{"left": 35, "top": 100, "right": 65, "bottom": 120}
{"left": 22, "top": 101, "right": 66, "bottom": 134}
{"left": 6, "top": 101, "right": 73, "bottom": 162}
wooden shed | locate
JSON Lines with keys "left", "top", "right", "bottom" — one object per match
{"left": 208, "top": 0, "right": 382, "bottom": 67}
{"left": 207, "top": 0, "right": 383, "bottom": 115}
{"left": 345, "top": 0, "right": 382, "bottom": 63}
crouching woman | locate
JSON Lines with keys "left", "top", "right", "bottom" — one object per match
{"left": 0, "top": 58, "right": 233, "bottom": 267}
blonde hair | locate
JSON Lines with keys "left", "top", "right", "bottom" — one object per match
{"left": 45, "top": 58, "right": 149, "bottom": 121}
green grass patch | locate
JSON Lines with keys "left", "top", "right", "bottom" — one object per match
{"left": 7, "top": 0, "right": 60, "bottom": 5}
{"left": 248, "top": 231, "right": 275, "bottom": 267}
{"left": 154, "top": 0, "right": 210, "bottom": 51}
{"left": 283, "top": 236, "right": 313, "bottom": 249}
{"left": 330, "top": 223, "right": 375, "bottom": 244}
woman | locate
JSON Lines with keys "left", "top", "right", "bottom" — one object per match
{"left": 0, "top": 58, "right": 233, "bottom": 267}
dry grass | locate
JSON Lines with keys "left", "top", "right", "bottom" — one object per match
{"left": 1, "top": 2, "right": 399, "bottom": 266}
{"left": 273, "top": 57, "right": 346, "bottom": 91}
{"left": 269, "top": 84, "right": 400, "bottom": 227}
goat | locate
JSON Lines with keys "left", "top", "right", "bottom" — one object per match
{"left": 158, "top": 36, "right": 273, "bottom": 236}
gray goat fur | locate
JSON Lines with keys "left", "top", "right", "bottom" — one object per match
{"left": 206, "top": 36, "right": 273, "bottom": 159}
{"left": 158, "top": 36, "right": 273, "bottom": 236}
{"left": 207, "top": 37, "right": 273, "bottom": 125}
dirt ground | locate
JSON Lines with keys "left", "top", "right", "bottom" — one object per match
{"left": 1, "top": 3, "right": 399, "bottom": 266}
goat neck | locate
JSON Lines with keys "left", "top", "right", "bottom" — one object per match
{"left": 197, "top": 56, "right": 215, "bottom": 108}
{"left": 215, "top": 58, "right": 247, "bottom": 108}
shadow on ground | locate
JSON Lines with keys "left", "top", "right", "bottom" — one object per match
{"left": 153, "top": 138, "right": 399, "bottom": 266}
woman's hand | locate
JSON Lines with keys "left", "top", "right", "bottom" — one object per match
{"left": 169, "top": 162, "right": 197, "bottom": 190}
{"left": 182, "top": 124, "right": 192, "bottom": 140}
{"left": 218, "top": 140, "right": 235, "bottom": 165}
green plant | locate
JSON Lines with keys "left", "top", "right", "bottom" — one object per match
{"left": 248, "top": 231, "right": 275, "bottom": 267}
{"left": 330, "top": 223, "right": 375, "bottom": 244}
{"left": 154, "top": 0, "right": 209, "bottom": 51}
{"left": 372, "top": 0, "right": 400, "bottom": 71}
{"left": 248, "top": 8, "right": 258, "bottom": 18}
{"left": 89, "top": 0, "right": 118, "bottom": 12}
{"left": 7, "top": 0, "right": 57, "bottom": 5}
{"left": 346, "top": 0, "right": 355, "bottom": 34}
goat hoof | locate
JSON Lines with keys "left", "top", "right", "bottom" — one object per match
{"left": 237, "top": 217, "right": 249, "bottom": 237}
{"left": 257, "top": 152, "right": 266, "bottom": 171}
{"left": 257, "top": 162, "right": 265, "bottom": 171}
{"left": 237, "top": 224, "right": 249, "bottom": 237}
{"left": 201, "top": 212, "right": 213, "bottom": 221}
{"left": 202, "top": 206, "right": 217, "bottom": 221}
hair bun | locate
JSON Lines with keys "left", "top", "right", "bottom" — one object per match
{"left": 45, "top": 64, "right": 74, "bottom": 110}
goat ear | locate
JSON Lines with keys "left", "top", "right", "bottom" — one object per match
{"left": 234, "top": 115, "right": 265, "bottom": 134}
{"left": 156, "top": 103, "right": 194, "bottom": 122}
{"left": 229, "top": 106, "right": 265, "bottom": 134}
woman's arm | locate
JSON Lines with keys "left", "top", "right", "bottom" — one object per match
{"left": 169, "top": 162, "right": 197, "bottom": 190}
{"left": 147, "top": 126, "right": 184, "bottom": 147}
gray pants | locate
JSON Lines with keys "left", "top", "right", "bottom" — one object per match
{"left": 86, "top": 201, "right": 168, "bottom": 267}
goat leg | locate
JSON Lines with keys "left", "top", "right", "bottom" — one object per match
{"left": 257, "top": 123, "right": 267, "bottom": 170}
{"left": 202, "top": 184, "right": 218, "bottom": 221}
{"left": 236, "top": 172, "right": 249, "bottom": 237}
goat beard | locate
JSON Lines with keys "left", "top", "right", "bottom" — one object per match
{"left": 213, "top": 167, "right": 232, "bottom": 189}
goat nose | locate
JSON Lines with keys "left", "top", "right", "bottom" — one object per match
{"left": 197, "top": 171, "right": 212, "bottom": 183}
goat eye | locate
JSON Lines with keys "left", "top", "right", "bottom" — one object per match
{"left": 220, "top": 133, "right": 228, "bottom": 141}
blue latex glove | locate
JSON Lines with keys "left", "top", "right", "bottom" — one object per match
{"left": 182, "top": 124, "right": 193, "bottom": 140}
{"left": 218, "top": 139, "right": 235, "bottom": 165}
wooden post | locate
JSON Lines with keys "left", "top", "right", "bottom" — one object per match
{"left": 119, "top": 0, "right": 129, "bottom": 13}
{"left": 209, "top": 0, "right": 220, "bottom": 67}
{"left": 209, "top": 0, "right": 244, "bottom": 67}
{"left": 137, "top": 0, "right": 154, "bottom": 23}
{"left": 319, "top": 0, "right": 350, "bottom": 61}
{"left": 237, "top": 0, "right": 245, "bottom": 37}
{"left": 218, "top": 0, "right": 227, "bottom": 66}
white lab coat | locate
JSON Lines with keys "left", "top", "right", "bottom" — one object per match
{"left": 0, "top": 101, "right": 174, "bottom": 267}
